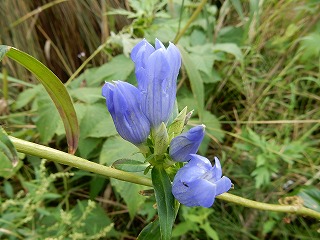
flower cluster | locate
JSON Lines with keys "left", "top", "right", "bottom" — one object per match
{"left": 102, "top": 38, "right": 181, "bottom": 145}
{"left": 102, "top": 39, "right": 231, "bottom": 208}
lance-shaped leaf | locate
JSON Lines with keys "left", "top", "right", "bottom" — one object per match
{"left": 137, "top": 218, "right": 161, "bottom": 240}
{"left": 112, "top": 159, "right": 149, "bottom": 172}
{"left": 151, "top": 166, "right": 175, "bottom": 240}
{"left": 0, "top": 45, "right": 79, "bottom": 154}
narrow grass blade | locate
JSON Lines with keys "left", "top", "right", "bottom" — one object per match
{"left": 0, "top": 45, "right": 79, "bottom": 154}
{"left": 178, "top": 45, "right": 204, "bottom": 120}
{"left": 151, "top": 166, "right": 175, "bottom": 240}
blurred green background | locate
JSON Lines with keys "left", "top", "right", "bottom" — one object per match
{"left": 1, "top": 0, "right": 320, "bottom": 239}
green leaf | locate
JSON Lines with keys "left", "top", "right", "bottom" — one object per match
{"left": 251, "top": 167, "right": 271, "bottom": 188}
{"left": 299, "top": 32, "right": 320, "bottom": 61}
{"left": 112, "top": 159, "right": 149, "bottom": 172}
{"left": 178, "top": 45, "right": 204, "bottom": 120}
{"left": 74, "top": 103, "right": 116, "bottom": 158}
{"left": 151, "top": 166, "right": 175, "bottom": 240}
{"left": 262, "top": 220, "right": 276, "bottom": 235}
{"left": 297, "top": 186, "right": 320, "bottom": 212}
{"left": 138, "top": 219, "right": 161, "bottom": 240}
{"left": 200, "top": 222, "right": 219, "bottom": 240}
{"left": 111, "top": 179, "right": 146, "bottom": 219}
{"left": 212, "top": 43, "right": 243, "bottom": 62}
{"left": 3, "top": 181, "right": 14, "bottom": 198}
{"left": 100, "top": 136, "right": 147, "bottom": 218}
{"left": 202, "top": 111, "right": 224, "bottom": 142}
{"left": 100, "top": 136, "right": 144, "bottom": 166}
{"left": 0, "top": 151, "right": 20, "bottom": 179}
{"left": 13, "top": 85, "right": 41, "bottom": 110}
{"left": 172, "top": 221, "right": 198, "bottom": 237}
{"left": 35, "top": 93, "right": 61, "bottom": 143}
{"left": 0, "top": 45, "right": 79, "bottom": 154}
{"left": 230, "top": 0, "right": 244, "bottom": 20}
{"left": 0, "top": 126, "right": 19, "bottom": 167}
{"left": 189, "top": 44, "right": 215, "bottom": 75}
{"left": 89, "top": 176, "right": 106, "bottom": 199}
{"left": 0, "top": 127, "right": 22, "bottom": 178}
{"left": 79, "top": 103, "right": 117, "bottom": 139}
{"left": 69, "top": 87, "right": 103, "bottom": 104}
{"left": 88, "top": 54, "right": 134, "bottom": 86}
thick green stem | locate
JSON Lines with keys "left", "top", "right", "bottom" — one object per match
{"left": 217, "top": 193, "right": 320, "bottom": 219}
{"left": 9, "top": 136, "right": 320, "bottom": 219}
{"left": 9, "top": 136, "right": 152, "bottom": 187}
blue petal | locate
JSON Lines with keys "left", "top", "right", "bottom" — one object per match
{"left": 169, "top": 125, "right": 205, "bottom": 162}
{"left": 131, "top": 39, "right": 181, "bottom": 128}
{"left": 173, "top": 161, "right": 207, "bottom": 183}
{"left": 188, "top": 179, "right": 216, "bottom": 207}
{"left": 214, "top": 176, "right": 232, "bottom": 196}
{"left": 172, "top": 178, "right": 197, "bottom": 206}
{"left": 172, "top": 178, "right": 216, "bottom": 208}
{"left": 166, "top": 42, "right": 181, "bottom": 78}
{"left": 131, "top": 39, "right": 155, "bottom": 70}
{"left": 141, "top": 49, "right": 172, "bottom": 127}
{"left": 155, "top": 38, "right": 165, "bottom": 50}
{"left": 188, "top": 154, "right": 212, "bottom": 171}
{"left": 102, "top": 81, "right": 150, "bottom": 145}
{"left": 102, "top": 83, "right": 115, "bottom": 113}
{"left": 212, "top": 156, "right": 222, "bottom": 180}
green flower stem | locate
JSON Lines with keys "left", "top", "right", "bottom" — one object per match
{"left": 9, "top": 136, "right": 152, "bottom": 187}
{"left": 173, "top": 0, "right": 207, "bottom": 44}
{"left": 9, "top": 136, "right": 320, "bottom": 219}
{"left": 217, "top": 193, "right": 320, "bottom": 219}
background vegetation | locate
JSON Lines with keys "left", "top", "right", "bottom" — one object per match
{"left": 1, "top": 0, "right": 320, "bottom": 239}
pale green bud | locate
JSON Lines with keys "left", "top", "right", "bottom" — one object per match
{"left": 154, "top": 122, "right": 169, "bottom": 155}
{"left": 167, "top": 106, "right": 188, "bottom": 138}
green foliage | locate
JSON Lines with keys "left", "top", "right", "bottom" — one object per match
{"left": 0, "top": 46, "right": 79, "bottom": 153}
{"left": 0, "top": 127, "right": 20, "bottom": 178}
{"left": 173, "top": 206, "right": 219, "bottom": 240}
{"left": 296, "top": 186, "right": 320, "bottom": 212}
{"left": 151, "top": 166, "right": 176, "bottom": 240}
{"left": 234, "top": 127, "right": 314, "bottom": 188}
{"left": 1, "top": 0, "right": 320, "bottom": 239}
{"left": 100, "top": 136, "right": 147, "bottom": 219}
{"left": 178, "top": 45, "right": 204, "bottom": 119}
{"left": 0, "top": 160, "right": 115, "bottom": 239}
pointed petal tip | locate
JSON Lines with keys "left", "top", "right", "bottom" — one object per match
{"left": 214, "top": 156, "right": 221, "bottom": 166}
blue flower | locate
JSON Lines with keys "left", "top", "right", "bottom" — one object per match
{"left": 102, "top": 81, "right": 150, "bottom": 145}
{"left": 172, "top": 155, "right": 232, "bottom": 208}
{"left": 131, "top": 39, "right": 181, "bottom": 128}
{"left": 169, "top": 125, "right": 205, "bottom": 162}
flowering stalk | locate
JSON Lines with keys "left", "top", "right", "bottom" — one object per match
{"left": 9, "top": 136, "right": 320, "bottom": 220}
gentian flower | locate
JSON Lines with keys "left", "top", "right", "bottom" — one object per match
{"left": 131, "top": 39, "right": 181, "bottom": 128}
{"left": 102, "top": 81, "right": 150, "bottom": 145}
{"left": 172, "top": 155, "right": 232, "bottom": 208}
{"left": 169, "top": 125, "right": 205, "bottom": 162}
